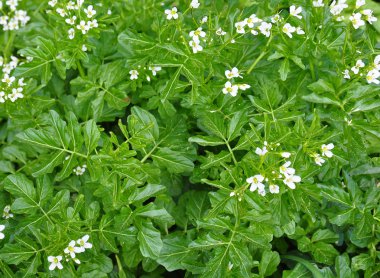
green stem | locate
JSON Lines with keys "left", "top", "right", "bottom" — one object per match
{"left": 226, "top": 141, "right": 238, "bottom": 166}
{"left": 247, "top": 35, "right": 273, "bottom": 74}
{"left": 77, "top": 61, "right": 85, "bottom": 78}
{"left": 4, "top": 32, "right": 15, "bottom": 61}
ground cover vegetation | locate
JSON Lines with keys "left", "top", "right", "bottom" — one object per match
{"left": 0, "top": 0, "right": 380, "bottom": 277}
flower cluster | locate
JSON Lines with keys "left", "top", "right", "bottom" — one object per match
{"left": 188, "top": 27, "right": 206, "bottom": 54}
{"left": 48, "top": 235, "right": 92, "bottom": 271}
{"left": 327, "top": 0, "right": 377, "bottom": 26}
{"left": 311, "top": 143, "right": 335, "bottom": 166}
{"left": 73, "top": 164, "right": 86, "bottom": 175}
{"left": 129, "top": 65, "right": 162, "bottom": 81}
{"left": 2, "top": 205, "right": 13, "bottom": 219}
{"left": 349, "top": 1, "right": 377, "bottom": 29}
{"left": 234, "top": 6, "right": 305, "bottom": 39}
{"left": 0, "top": 0, "right": 30, "bottom": 31}
{"left": 243, "top": 142, "right": 302, "bottom": 197}
{"left": 222, "top": 67, "right": 250, "bottom": 97}
{"left": 0, "top": 56, "right": 27, "bottom": 103}
{"left": 48, "top": 0, "right": 99, "bottom": 41}
{"left": 343, "top": 56, "right": 380, "bottom": 84}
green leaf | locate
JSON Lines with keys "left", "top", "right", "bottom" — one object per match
{"left": 84, "top": 120, "right": 100, "bottom": 154}
{"left": 335, "top": 254, "right": 354, "bottom": 278}
{"left": 311, "top": 229, "right": 339, "bottom": 243}
{"left": 3, "top": 174, "right": 36, "bottom": 200}
{"left": 307, "top": 79, "right": 335, "bottom": 94}
{"left": 259, "top": 251, "right": 280, "bottom": 277}
{"left": 161, "top": 66, "right": 182, "bottom": 103}
{"left": 311, "top": 242, "right": 339, "bottom": 265}
{"left": 351, "top": 254, "right": 374, "bottom": 271}
{"left": 0, "top": 240, "right": 37, "bottom": 265}
{"left": 157, "top": 233, "right": 191, "bottom": 271}
{"left": 152, "top": 148, "right": 194, "bottom": 173}
{"left": 279, "top": 59, "right": 290, "bottom": 81}
{"left": 188, "top": 136, "right": 225, "bottom": 146}
{"left": 136, "top": 220, "right": 163, "bottom": 259}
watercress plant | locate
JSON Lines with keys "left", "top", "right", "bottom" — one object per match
{"left": 0, "top": 0, "right": 380, "bottom": 277}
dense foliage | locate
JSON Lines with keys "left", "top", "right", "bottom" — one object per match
{"left": 0, "top": 0, "right": 380, "bottom": 277}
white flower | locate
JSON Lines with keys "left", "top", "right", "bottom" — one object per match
{"left": 190, "top": 0, "right": 200, "bottom": 9}
{"left": 282, "top": 23, "right": 296, "bottom": 38}
{"left": 229, "top": 191, "right": 235, "bottom": 197}
{"left": 351, "top": 59, "right": 365, "bottom": 74}
{"left": 225, "top": 67, "right": 240, "bottom": 79}
{"left": 2, "top": 74, "right": 15, "bottom": 86}
{"left": 48, "top": 256, "right": 63, "bottom": 270}
{"left": 3, "top": 205, "right": 13, "bottom": 219}
{"left": 222, "top": 81, "right": 238, "bottom": 97}
{"left": 271, "top": 14, "right": 282, "bottom": 23}
{"left": 321, "top": 143, "right": 334, "bottom": 157}
{"left": 350, "top": 13, "right": 365, "bottom": 29}
{"left": 77, "top": 0, "right": 84, "bottom": 8}
{"left": 343, "top": 69, "right": 350, "bottom": 79}
{"left": 67, "top": 1, "right": 75, "bottom": 10}
{"left": 6, "top": 0, "right": 18, "bottom": 11}
{"left": 48, "top": 0, "right": 57, "bottom": 7}
{"left": 0, "top": 92, "right": 6, "bottom": 103}
{"left": 314, "top": 154, "right": 325, "bottom": 166}
{"left": 201, "top": 16, "right": 208, "bottom": 23}
{"left": 65, "top": 16, "right": 77, "bottom": 25}
{"left": 77, "top": 235, "right": 92, "bottom": 252}
{"left": 238, "top": 84, "right": 250, "bottom": 90}
{"left": 246, "top": 175, "right": 265, "bottom": 192}
{"left": 9, "top": 88, "right": 24, "bottom": 102}
{"left": 366, "top": 69, "right": 380, "bottom": 84}
{"left": 290, "top": 5, "right": 302, "bottom": 19}
{"left": 107, "top": 9, "right": 112, "bottom": 15}
{"left": 56, "top": 8, "right": 67, "bottom": 17}
{"left": 149, "top": 66, "right": 161, "bottom": 76}
{"left": 77, "top": 20, "right": 89, "bottom": 34}
{"left": 374, "top": 55, "right": 380, "bottom": 70}
{"left": 259, "top": 22, "right": 272, "bottom": 37}
{"left": 87, "top": 19, "right": 98, "bottom": 29}
{"left": 313, "top": 0, "right": 324, "bottom": 7}
{"left": 165, "top": 7, "right": 178, "bottom": 20}
{"left": 216, "top": 27, "right": 226, "bottom": 36}
{"left": 361, "top": 9, "right": 377, "bottom": 25}
{"left": 356, "top": 0, "right": 365, "bottom": 9}
{"left": 84, "top": 5, "right": 96, "bottom": 18}
{"left": 296, "top": 27, "right": 305, "bottom": 35}
{"left": 280, "top": 161, "right": 296, "bottom": 175}
{"left": 81, "top": 44, "right": 87, "bottom": 51}
{"left": 189, "top": 40, "right": 203, "bottom": 53}
{"left": 246, "top": 14, "right": 261, "bottom": 28}
{"left": 281, "top": 152, "right": 291, "bottom": 158}
{"left": 330, "top": 0, "right": 348, "bottom": 16}
{"left": 235, "top": 21, "right": 246, "bottom": 34}
{"left": 255, "top": 146, "right": 268, "bottom": 156}
{"left": 269, "top": 184, "right": 280, "bottom": 194}
{"left": 189, "top": 27, "right": 206, "bottom": 39}
{"left": 73, "top": 164, "right": 86, "bottom": 175}
{"left": 68, "top": 28, "right": 75, "bottom": 39}
{"left": 0, "top": 225, "right": 5, "bottom": 239}
{"left": 129, "top": 70, "right": 139, "bottom": 80}
{"left": 283, "top": 173, "right": 301, "bottom": 189}
{"left": 64, "top": 240, "right": 82, "bottom": 258}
